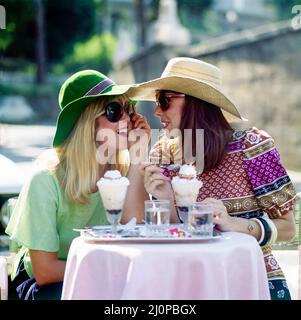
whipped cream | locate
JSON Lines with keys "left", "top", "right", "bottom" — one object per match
{"left": 179, "top": 164, "right": 197, "bottom": 179}
{"left": 171, "top": 165, "right": 202, "bottom": 206}
{"left": 104, "top": 170, "right": 122, "bottom": 179}
{"left": 97, "top": 170, "right": 129, "bottom": 186}
{"left": 97, "top": 170, "right": 130, "bottom": 210}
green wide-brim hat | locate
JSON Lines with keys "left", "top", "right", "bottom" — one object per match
{"left": 52, "top": 70, "right": 135, "bottom": 148}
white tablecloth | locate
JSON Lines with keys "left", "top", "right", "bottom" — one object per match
{"left": 62, "top": 232, "right": 270, "bottom": 300}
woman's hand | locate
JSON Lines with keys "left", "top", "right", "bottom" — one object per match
{"left": 201, "top": 198, "right": 235, "bottom": 232}
{"left": 140, "top": 163, "right": 174, "bottom": 201}
{"left": 128, "top": 112, "right": 151, "bottom": 164}
{"left": 128, "top": 112, "right": 151, "bottom": 147}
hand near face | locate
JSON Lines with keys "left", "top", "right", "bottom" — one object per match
{"left": 128, "top": 112, "right": 151, "bottom": 144}
{"left": 127, "top": 112, "right": 151, "bottom": 164}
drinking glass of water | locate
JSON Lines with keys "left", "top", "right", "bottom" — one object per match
{"left": 144, "top": 200, "right": 170, "bottom": 237}
{"left": 188, "top": 202, "right": 214, "bottom": 237}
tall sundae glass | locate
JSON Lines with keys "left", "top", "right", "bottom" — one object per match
{"left": 96, "top": 170, "right": 130, "bottom": 235}
{"left": 171, "top": 164, "right": 202, "bottom": 228}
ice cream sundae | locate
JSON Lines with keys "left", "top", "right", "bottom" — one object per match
{"left": 171, "top": 164, "right": 202, "bottom": 227}
{"left": 96, "top": 170, "right": 130, "bottom": 234}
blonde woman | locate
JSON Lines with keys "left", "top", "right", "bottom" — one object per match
{"left": 5, "top": 70, "right": 150, "bottom": 300}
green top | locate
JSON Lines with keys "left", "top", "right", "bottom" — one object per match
{"left": 5, "top": 169, "right": 107, "bottom": 280}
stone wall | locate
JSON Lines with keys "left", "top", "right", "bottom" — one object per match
{"left": 191, "top": 21, "right": 301, "bottom": 171}
{"left": 113, "top": 20, "right": 301, "bottom": 171}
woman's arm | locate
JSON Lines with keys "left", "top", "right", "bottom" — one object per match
{"left": 204, "top": 198, "right": 296, "bottom": 243}
{"left": 271, "top": 210, "right": 296, "bottom": 242}
{"left": 122, "top": 163, "right": 149, "bottom": 224}
{"left": 29, "top": 250, "right": 66, "bottom": 286}
{"left": 239, "top": 128, "right": 297, "bottom": 243}
{"left": 227, "top": 211, "right": 295, "bottom": 241}
{"left": 227, "top": 211, "right": 296, "bottom": 243}
{"left": 122, "top": 112, "right": 151, "bottom": 224}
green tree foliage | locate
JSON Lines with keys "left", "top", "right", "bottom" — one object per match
{"left": 0, "top": 0, "right": 98, "bottom": 64}
{"left": 54, "top": 34, "right": 117, "bottom": 75}
{"left": 0, "top": 0, "right": 35, "bottom": 53}
{"left": 46, "top": 0, "right": 97, "bottom": 62}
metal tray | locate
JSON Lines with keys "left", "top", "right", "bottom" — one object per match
{"left": 79, "top": 225, "right": 222, "bottom": 244}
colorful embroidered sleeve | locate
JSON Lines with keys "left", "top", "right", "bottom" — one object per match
{"left": 242, "top": 127, "right": 297, "bottom": 219}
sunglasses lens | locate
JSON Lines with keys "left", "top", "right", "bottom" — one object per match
{"left": 105, "top": 102, "right": 122, "bottom": 122}
{"left": 157, "top": 93, "right": 169, "bottom": 111}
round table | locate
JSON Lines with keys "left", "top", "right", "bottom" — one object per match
{"left": 61, "top": 231, "right": 270, "bottom": 300}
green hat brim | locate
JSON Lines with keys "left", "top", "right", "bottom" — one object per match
{"left": 53, "top": 84, "right": 133, "bottom": 148}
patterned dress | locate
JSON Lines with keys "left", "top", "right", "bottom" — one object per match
{"left": 156, "top": 127, "right": 297, "bottom": 300}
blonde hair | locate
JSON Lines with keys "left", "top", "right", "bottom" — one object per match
{"left": 48, "top": 96, "right": 130, "bottom": 204}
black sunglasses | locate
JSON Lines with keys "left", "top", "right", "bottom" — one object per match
{"left": 155, "top": 91, "right": 185, "bottom": 111}
{"left": 105, "top": 102, "right": 134, "bottom": 122}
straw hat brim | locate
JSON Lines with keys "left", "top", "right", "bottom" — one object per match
{"left": 129, "top": 76, "right": 247, "bottom": 122}
{"left": 53, "top": 84, "right": 133, "bottom": 148}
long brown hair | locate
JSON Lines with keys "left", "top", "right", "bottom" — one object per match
{"left": 179, "top": 95, "right": 233, "bottom": 172}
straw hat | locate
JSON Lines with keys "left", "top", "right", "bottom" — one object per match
{"left": 130, "top": 57, "right": 247, "bottom": 122}
{"left": 53, "top": 70, "right": 135, "bottom": 147}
